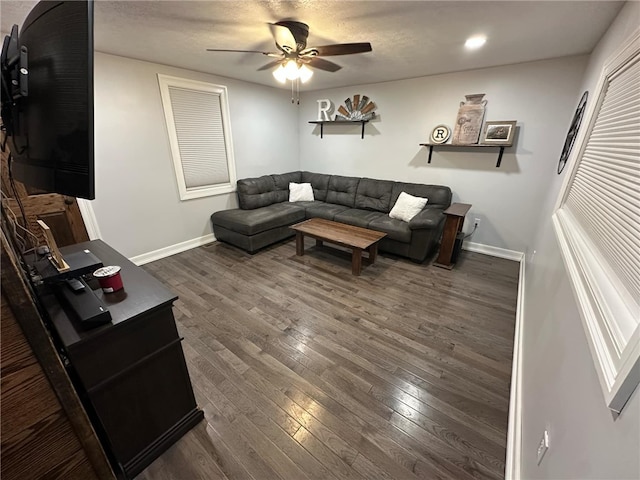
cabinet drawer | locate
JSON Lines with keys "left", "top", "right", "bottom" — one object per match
{"left": 67, "top": 306, "right": 179, "bottom": 390}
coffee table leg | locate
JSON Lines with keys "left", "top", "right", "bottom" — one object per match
{"left": 316, "top": 239, "right": 323, "bottom": 248}
{"left": 369, "top": 243, "right": 378, "bottom": 264}
{"left": 296, "top": 232, "right": 304, "bottom": 256}
{"left": 352, "top": 248, "right": 362, "bottom": 275}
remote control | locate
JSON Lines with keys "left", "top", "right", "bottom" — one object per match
{"left": 65, "top": 277, "right": 86, "bottom": 292}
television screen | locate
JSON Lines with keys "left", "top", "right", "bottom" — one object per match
{"left": 5, "top": 0, "right": 95, "bottom": 200}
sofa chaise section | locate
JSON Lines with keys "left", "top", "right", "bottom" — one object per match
{"left": 211, "top": 174, "right": 305, "bottom": 253}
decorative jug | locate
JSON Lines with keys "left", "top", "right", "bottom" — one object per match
{"left": 452, "top": 94, "right": 487, "bottom": 145}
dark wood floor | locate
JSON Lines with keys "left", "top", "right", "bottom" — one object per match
{"left": 137, "top": 238, "right": 519, "bottom": 480}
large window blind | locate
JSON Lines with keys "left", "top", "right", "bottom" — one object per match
{"left": 158, "top": 75, "right": 236, "bottom": 200}
{"left": 554, "top": 33, "right": 639, "bottom": 413}
{"left": 565, "top": 55, "right": 640, "bottom": 305}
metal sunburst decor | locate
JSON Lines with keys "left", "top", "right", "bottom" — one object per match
{"left": 335, "top": 94, "right": 377, "bottom": 121}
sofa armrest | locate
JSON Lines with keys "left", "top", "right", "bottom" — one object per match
{"left": 408, "top": 208, "right": 445, "bottom": 230}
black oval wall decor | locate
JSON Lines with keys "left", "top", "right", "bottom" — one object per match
{"left": 558, "top": 90, "right": 588, "bottom": 174}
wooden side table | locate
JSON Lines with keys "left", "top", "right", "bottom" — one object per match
{"left": 434, "top": 203, "right": 472, "bottom": 269}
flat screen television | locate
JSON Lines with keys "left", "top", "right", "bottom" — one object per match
{"left": 1, "top": 0, "right": 95, "bottom": 200}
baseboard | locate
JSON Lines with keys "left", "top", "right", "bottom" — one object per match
{"left": 129, "top": 233, "right": 216, "bottom": 266}
{"left": 464, "top": 241, "right": 524, "bottom": 262}
{"left": 77, "top": 199, "right": 102, "bottom": 240}
{"left": 505, "top": 257, "right": 525, "bottom": 479}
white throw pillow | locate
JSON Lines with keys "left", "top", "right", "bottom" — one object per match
{"left": 389, "top": 191, "right": 428, "bottom": 222}
{"left": 289, "top": 182, "right": 314, "bottom": 202}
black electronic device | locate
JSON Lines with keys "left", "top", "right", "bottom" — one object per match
{"left": 32, "top": 248, "right": 103, "bottom": 283}
{"left": 0, "top": 25, "right": 28, "bottom": 104}
{"left": 55, "top": 277, "right": 111, "bottom": 326}
{"left": 65, "top": 277, "right": 86, "bottom": 292}
{"left": 0, "top": 0, "right": 95, "bottom": 200}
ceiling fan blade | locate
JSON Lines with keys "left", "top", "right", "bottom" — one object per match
{"left": 307, "top": 57, "right": 342, "bottom": 73}
{"left": 303, "top": 43, "right": 373, "bottom": 57}
{"left": 269, "top": 23, "right": 298, "bottom": 53}
{"left": 257, "top": 60, "right": 284, "bottom": 71}
{"left": 274, "top": 21, "right": 309, "bottom": 50}
{"left": 206, "top": 48, "right": 281, "bottom": 57}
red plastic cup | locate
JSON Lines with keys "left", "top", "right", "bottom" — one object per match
{"left": 93, "top": 265, "right": 124, "bottom": 293}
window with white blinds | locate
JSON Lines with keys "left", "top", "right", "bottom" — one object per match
{"left": 157, "top": 75, "right": 236, "bottom": 200}
{"left": 553, "top": 31, "right": 640, "bottom": 413}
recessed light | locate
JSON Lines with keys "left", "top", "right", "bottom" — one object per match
{"left": 465, "top": 35, "right": 487, "bottom": 49}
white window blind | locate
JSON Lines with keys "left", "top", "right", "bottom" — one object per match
{"left": 157, "top": 75, "right": 236, "bottom": 200}
{"left": 553, "top": 31, "right": 640, "bottom": 413}
{"left": 168, "top": 87, "right": 230, "bottom": 188}
{"left": 564, "top": 54, "right": 640, "bottom": 312}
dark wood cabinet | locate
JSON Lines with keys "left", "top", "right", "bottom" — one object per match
{"left": 39, "top": 240, "right": 203, "bottom": 479}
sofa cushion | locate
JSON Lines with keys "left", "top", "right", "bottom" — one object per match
{"left": 211, "top": 203, "right": 305, "bottom": 236}
{"left": 391, "top": 182, "right": 452, "bottom": 210}
{"left": 334, "top": 209, "right": 386, "bottom": 229}
{"left": 355, "top": 178, "right": 394, "bottom": 212}
{"left": 301, "top": 171, "right": 330, "bottom": 202}
{"left": 237, "top": 175, "right": 277, "bottom": 210}
{"left": 326, "top": 175, "right": 360, "bottom": 207}
{"left": 409, "top": 208, "right": 445, "bottom": 230}
{"left": 369, "top": 216, "right": 412, "bottom": 243}
{"left": 272, "top": 171, "right": 302, "bottom": 203}
{"left": 286, "top": 200, "right": 323, "bottom": 211}
{"left": 305, "top": 202, "right": 351, "bottom": 220}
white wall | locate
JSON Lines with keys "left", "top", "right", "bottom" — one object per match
{"left": 520, "top": 2, "right": 640, "bottom": 479}
{"left": 91, "top": 53, "right": 299, "bottom": 258}
{"left": 298, "top": 56, "right": 587, "bottom": 253}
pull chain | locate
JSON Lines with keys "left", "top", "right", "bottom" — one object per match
{"left": 290, "top": 79, "right": 301, "bottom": 105}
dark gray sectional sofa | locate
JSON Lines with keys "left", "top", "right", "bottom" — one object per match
{"left": 210, "top": 171, "right": 452, "bottom": 262}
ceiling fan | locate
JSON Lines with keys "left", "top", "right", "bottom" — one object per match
{"left": 206, "top": 20, "right": 372, "bottom": 84}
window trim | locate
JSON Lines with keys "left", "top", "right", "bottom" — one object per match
{"left": 157, "top": 74, "right": 236, "bottom": 200}
{"left": 552, "top": 28, "right": 640, "bottom": 413}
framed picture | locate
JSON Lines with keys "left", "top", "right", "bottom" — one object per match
{"left": 482, "top": 121, "right": 516, "bottom": 146}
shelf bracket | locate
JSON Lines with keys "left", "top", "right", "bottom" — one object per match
{"left": 319, "top": 123, "right": 324, "bottom": 139}
{"left": 496, "top": 147, "right": 505, "bottom": 168}
{"left": 428, "top": 145, "right": 434, "bottom": 164}
{"left": 361, "top": 121, "right": 365, "bottom": 139}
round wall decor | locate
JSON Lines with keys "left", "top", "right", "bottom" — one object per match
{"left": 558, "top": 90, "right": 588, "bottom": 174}
{"left": 430, "top": 124, "right": 451, "bottom": 144}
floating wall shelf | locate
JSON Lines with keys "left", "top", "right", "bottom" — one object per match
{"left": 419, "top": 143, "right": 507, "bottom": 168}
{"left": 309, "top": 120, "right": 370, "bottom": 139}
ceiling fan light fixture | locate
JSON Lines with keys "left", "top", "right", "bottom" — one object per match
{"left": 298, "top": 64, "right": 313, "bottom": 83}
{"left": 283, "top": 60, "right": 300, "bottom": 80}
{"left": 272, "top": 64, "right": 287, "bottom": 83}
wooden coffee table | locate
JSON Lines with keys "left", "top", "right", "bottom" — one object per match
{"left": 290, "top": 218, "right": 387, "bottom": 275}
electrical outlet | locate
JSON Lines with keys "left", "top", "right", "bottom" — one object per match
{"left": 474, "top": 217, "right": 481, "bottom": 227}
{"left": 537, "top": 430, "right": 549, "bottom": 465}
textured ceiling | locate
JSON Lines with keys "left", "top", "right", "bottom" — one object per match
{"left": 1, "top": 1, "right": 624, "bottom": 91}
